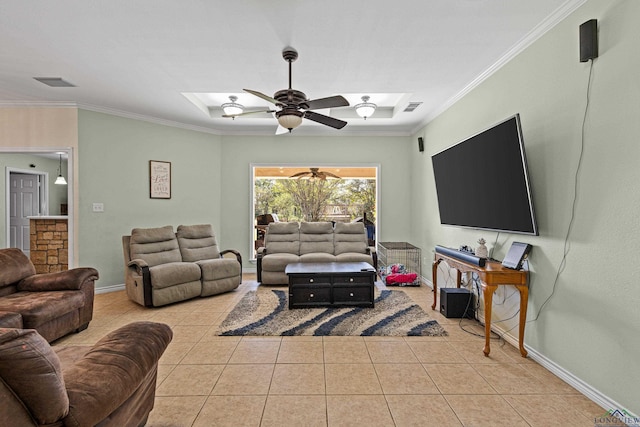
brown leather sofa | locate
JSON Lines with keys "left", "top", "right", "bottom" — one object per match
{"left": 0, "top": 321, "right": 172, "bottom": 427}
{"left": 0, "top": 248, "right": 98, "bottom": 343}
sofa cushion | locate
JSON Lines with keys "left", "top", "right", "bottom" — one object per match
{"left": 0, "top": 311, "right": 22, "bottom": 328}
{"left": 0, "top": 248, "right": 36, "bottom": 289}
{"left": 197, "top": 258, "right": 240, "bottom": 281}
{"left": 0, "top": 290, "right": 84, "bottom": 328}
{"left": 299, "top": 222, "right": 334, "bottom": 255}
{"left": 299, "top": 253, "right": 336, "bottom": 263}
{"left": 335, "top": 253, "right": 374, "bottom": 265}
{"left": 130, "top": 226, "right": 182, "bottom": 267}
{"left": 148, "top": 262, "right": 201, "bottom": 290}
{"left": 264, "top": 222, "right": 300, "bottom": 255}
{"left": 0, "top": 328, "right": 69, "bottom": 424}
{"left": 334, "top": 222, "right": 368, "bottom": 255}
{"left": 261, "top": 253, "right": 300, "bottom": 272}
{"left": 176, "top": 224, "right": 221, "bottom": 261}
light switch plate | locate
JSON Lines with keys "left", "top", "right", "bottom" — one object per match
{"left": 92, "top": 203, "right": 104, "bottom": 213}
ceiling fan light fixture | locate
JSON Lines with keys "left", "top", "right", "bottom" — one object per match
{"left": 221, "top": 95, "right": 244, "bottom": 117}
{"left": 276, "top": 110, "right": 303, "bottom": 131}
{"left": 355, "top": 96, "right": 376, "bottom": 119}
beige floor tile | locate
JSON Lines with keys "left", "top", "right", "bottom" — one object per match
{"left": 448, "top": 340, "right": 517, "bottom": 364}
{"left": 211, "top": 363, "right": 275, "bottom": 395}
{"left": 504, "top": 394, "right": 597, "bottom": 426}
{"left": 176, "top": 310, "right": 225, "bottom": 325}
{"left": 159, "top": 341, "right": 195, "bottom": 365}
{"left": 181, "top": 340, "right": 238, "bottom": 364}
{"left": 407, "top": 341, "right": 466, "bottom": 364}
{"left": 228, "top": 340, "right": 281, "bottom": 364}
{"left": 323, "top": 340, "right": 371, "bottom": 364}
{"left": 385, "top": 394, "right": 462, "bottom": 427}
{"left": 146, "top": 396, "right": 207, "bottom": 427}
{"left": 365, "top": 340, "right": 419, "bottom": 363}
{"left": 261, "top": 395, "right": 327, "bottom": 427}
{"left": 446, "top": 394, "right": 529, "bottom": 426}
{"left": 192, "top": 395, "right": 266, "bottom": 427}
{"left": 169, "top": 325, "right": 211, "bottom": 343}
{"left": 270, "top": 363, "right": 325, "bottom": 395}
{"left": 374, "top": 363, "right": 439, "bottom": 394}
{"left": 326, "top": 395, "right": 394, "bottom": 427}
{"left": 199, "top": 327, "right": 243, "bottom": 342}
{"left": 325, "top": 363, "right": 382, "bottom": 394}
{"left": 277, "top": 340, "right": 325, "bottom": 363}
{"left": 148, "top": 311, "right": 188, "bottom": 326}
{"left": 155, "top": 364, "right": 176, "bottom": 388}
{"left": 519, "top": 363, "right": 582, "bottom": 394}
{"left": 474, "top": 363, "right": 548, "bottom": 394}
{"left": 155, "top": 364, "right": 224, "bottom": 396}
{"left": 424, "top": 364, "right": 496, "bottom": 394}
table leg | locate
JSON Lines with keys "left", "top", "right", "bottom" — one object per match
{"left": 431, "top": 259, "right": 441, "bottom": 310}
{"left": 482, "top": 284, "right": 497, "bottom": 357}
{"left": 517, "top": 285, "right": 529, "bottom": 358}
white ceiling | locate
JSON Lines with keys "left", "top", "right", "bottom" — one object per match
{"left": 0, "top": 0, "right": 583, "bottom": 136}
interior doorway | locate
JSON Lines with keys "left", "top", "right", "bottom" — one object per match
{"left": 8, "top": 170, "right": 48, "bottom": 256}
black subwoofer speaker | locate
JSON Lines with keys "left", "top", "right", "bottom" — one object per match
{"left": 579, "top": 19, "right": 598, "bottom": 62}
{"left": 440, "top": 288, "right": 474, "bottom": 318}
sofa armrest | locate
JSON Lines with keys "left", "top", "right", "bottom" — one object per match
{"left": 221, "top": 249, "right": 242, "bottom": 266}
{"left": 127, "top": 258, "right": 149, "bottom": 273}
{"left": 17, "top": 268, "right": 99, "bottom": 292}
{"left": 256, "top": 248, "right": 267, "bottom": 283}
{"left": 63, "top": 321, "right": 172, "bottom": 427}
{"left": 367, "top": 247, "right": 378, "bottom": 271}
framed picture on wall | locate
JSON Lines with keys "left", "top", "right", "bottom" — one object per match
{"left": 149, "top": 160, "right": 171, "bottom": 199}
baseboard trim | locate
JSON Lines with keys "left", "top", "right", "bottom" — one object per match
{"left": 423, "top": 277, "right": 635, "bottom": 420}
{"left": 95, "top": 284, "right": 125, "bottom": 294}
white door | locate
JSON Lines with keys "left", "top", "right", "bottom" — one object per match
{"left": 9, "top": 173, "right": 40, "bottom": 256}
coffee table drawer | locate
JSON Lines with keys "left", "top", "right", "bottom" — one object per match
{"left": 289, "top": 285, "right": 331, "bottom": 308}
{"left": 333, "top": 286, "right": 374, "bottom": 305}
{"left": 333, "top": 275, "right": 372, "bottom": 284}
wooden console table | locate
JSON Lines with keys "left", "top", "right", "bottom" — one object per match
{"left": 432, "top": 253, "right": 528, "bottom": 358}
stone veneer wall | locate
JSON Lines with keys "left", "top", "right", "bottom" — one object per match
{"left": 29, "top": 218, "right": 68, "bottom": 273}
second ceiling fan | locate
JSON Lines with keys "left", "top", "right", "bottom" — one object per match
{"left": 223, "top": 47, "right": 349, "bottom": 133}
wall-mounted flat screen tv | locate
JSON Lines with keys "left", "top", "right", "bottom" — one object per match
{"left": 431, "top": 114, "right": 538, "bottom": 235}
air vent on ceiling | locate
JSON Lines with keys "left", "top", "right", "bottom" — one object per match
{"left": 403, "top": 102, "right": 422, "bottom": 112}
{"left": 33, "top": 77, "right": 76, "bottom": 87}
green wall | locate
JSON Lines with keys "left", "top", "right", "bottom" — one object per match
{"left": 77, "top": 110, "right": 223, "bottom": 287}
{"left": 412, "top": 0, "right": 639, "bottom": 414}
{"left": 77, "top": 113, "right": 415, "bottom": 290}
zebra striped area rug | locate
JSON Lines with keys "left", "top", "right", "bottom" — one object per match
{"left": 217, "top": 289, "right": 447, "bottom": 337}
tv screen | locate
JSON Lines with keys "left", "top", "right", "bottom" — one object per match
{"left": 431, "top": 114, "right": 538, "bottom": 235}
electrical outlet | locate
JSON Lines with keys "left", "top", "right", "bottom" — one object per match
{"left": 92, "top": 203, "right": 104, "bottom": 213}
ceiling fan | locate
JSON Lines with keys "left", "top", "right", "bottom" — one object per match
{"left": 222, "top": 47, "right": 349, "bottom": 133}
{"left": 289, "top": 168, "right": 341, "bottom": 180}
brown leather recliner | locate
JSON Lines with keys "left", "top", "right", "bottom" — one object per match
{"left": 0, "top": 248, "right": 98, "bottom": 343}
{"left": 0, "top": 321, "right": 172, "bottom": 427}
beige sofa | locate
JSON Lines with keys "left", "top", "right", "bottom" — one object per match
{"left": 0, "top": 321, "right": 172, "bottom": 427}
{"left": 123, "top": 224, "right": 242, "bottom": 307}
{"left": 256, "top": 221, "right": 377, "bottom": 285}
{"left": 0, "top": 248, "right": 98, "bottom": 343}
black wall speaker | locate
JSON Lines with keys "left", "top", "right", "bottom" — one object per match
{"left": 418, "top": 137, "right": 424, "bottom": 152}
{"left": 579, "top": 19, "right": 598, "bottom": 62}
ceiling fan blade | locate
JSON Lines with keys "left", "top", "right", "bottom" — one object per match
{"left": 290, "top": 171, "right": 311, "bottom": 178}
{"left": 305, "top": 95, "right": 350, "bottom": 110}
{"left": 303, "top": 111, "right": 348, "bottom": 129}
{"left": 321, "top": 171, "right": 341, "bottom": 179}
{"left": 222, "top": 109, "right": 276, "bottom": 118}
{"left": 244, "top": 89, "right": 280, "bottom": 105}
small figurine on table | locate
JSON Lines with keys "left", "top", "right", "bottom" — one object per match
{"left": 476, "top": 238, "right": 489, "bottom": 259}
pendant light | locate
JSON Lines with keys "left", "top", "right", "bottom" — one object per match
{"left": 221, "top": 95, "right": 244, "bottom": 117}
{"left": 355, "top": 95, "right": 377, "bottom": 119}
{"left": 55, "top": 153, "right": 67, "bottom": 185}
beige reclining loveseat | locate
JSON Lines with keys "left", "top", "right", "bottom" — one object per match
{"left": 123, "top": 224, "right": 242, "bottom": 307}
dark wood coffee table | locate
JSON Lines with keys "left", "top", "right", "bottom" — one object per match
{"left": 285, "top": 262, "right": 376, "bottom": 309}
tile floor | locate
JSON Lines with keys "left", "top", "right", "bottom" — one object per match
{"left": 53, "top": 275, "right": 606, "bottom": 426}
